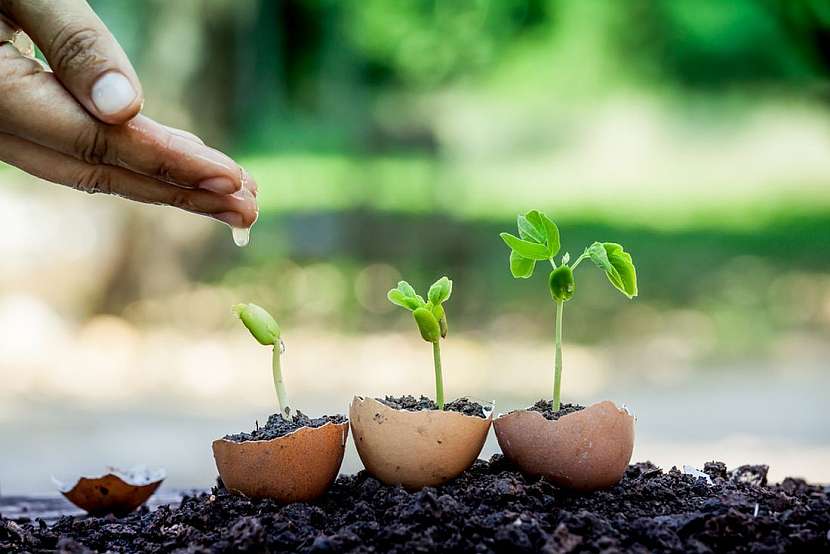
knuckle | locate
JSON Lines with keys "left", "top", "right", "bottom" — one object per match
{"left": 49, "top": 24, "right": 104, "bottom": 75}
{"left": 151, "top": 133, "right": 177, "bottom": 182}
{"left": 169, "top": 190, "right": 195, "bottom": 210}
{"left": 74, "top": 166, "right": 113, "bottom": 196}
{"left": 73, "top": 126, "right": 112, "bottom": 165}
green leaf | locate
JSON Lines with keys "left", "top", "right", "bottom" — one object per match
{"left": 587, "top": 242, "right": 638, "bottom": 299}
{"left": 500, "top": 232, "right": 550, "bottom": 260}
{"left": 427, "top": 276, "right": 453, "bottom": 305}
{"left": 604, "top": 243, "right": 638, "bottom": 298}
{"left": 431, "top": 303, "right": 448, "bottom": 337}
{"left": 233, "top": 303, "right": 280, "bottom": 346}
{"left": 538, "top": 212, "right": 560, "bottom": 257}
{"left": 397, "top": 281, "right": 417, "bottom": 299}
{"left": 413, "top": 307, "right": 441, "bottom": 343}
{"left": 548, "top": 266, "right": 575, "bottom": 302}
{"left": 587, "top": 242, "right": 613, "bottom": 272}
{"left": 387, "top": 289, "right": 422, "bottom": 311}
{"left": 518, "top": 212, "right": 546, "bottom": 243}
{"left": 509, "top": 250, "right": 536, "bottom": 278}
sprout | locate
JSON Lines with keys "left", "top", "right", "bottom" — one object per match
{"left": 387, "top": 276, "right": 453, "bottom": 410}
{"left": 233, "top": 303, "right": 291, "bottom": 419}
{"left": 500, "top": 211, "right": 638, "bottom": 411}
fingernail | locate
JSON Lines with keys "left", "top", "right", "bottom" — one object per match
{"left": 198, "top": 177, "right": 237, "bottom": 194}
{"left": 91, "top": 72, "right": 137, "bottom": 116}
{"left": 212, "top": 211, "right": 244, "bottom": 227}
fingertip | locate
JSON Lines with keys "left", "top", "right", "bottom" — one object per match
{"left": 90, "top": 71, "right": 143, "bottom": 124}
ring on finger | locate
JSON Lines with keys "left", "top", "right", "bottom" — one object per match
{"left": 0, "top": 22, "right": 36, "bottom": 59}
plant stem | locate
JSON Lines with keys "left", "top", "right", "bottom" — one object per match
{"left": 553, "top": 300, "right": 564, "bottom": 411}
{"left": 570, "top": 251, "right": 590, "bottom": 270}
{"left": 272, "top": 343, "right": 291, "bottom": 418}
{"left": 433, "top": 340, "right": 445, "bottom": 410}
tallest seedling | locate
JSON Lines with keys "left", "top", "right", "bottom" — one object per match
{"left": 500, "top": 211, "right": 638, "bottom": 410}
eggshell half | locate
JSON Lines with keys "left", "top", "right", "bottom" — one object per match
{"left": 53, "top": 466, "right": 165, "bottom": 516}
{"left": 493, "top": 400, "right": 634, "bottom": 491}
{"left": 349, "top": 396, "right": 493, "bottom": 490}
{"left": 212, "top": 421, "right": 349, "bottom": 502}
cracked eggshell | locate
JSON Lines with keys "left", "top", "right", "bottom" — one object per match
{"left": 212, "top": 420, "right": 349, "bottom": 502}
{"left": 52, "top": 466, "right": 165, "bottom": 516}
{"left": 493, "top": 400, "right": 634, "bottom": 491}
{"left": 349, "top": 396, "right": 493, "bottom": 490}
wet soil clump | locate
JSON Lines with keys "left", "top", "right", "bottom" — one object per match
{"left": 224, "top": 412, "right": 347, "bottom": 442}
{"left": 377, "top": 395, "right": 487, "bottom": 418}
{"left": 527, "top": 400, "right": 585, "bottom": 420}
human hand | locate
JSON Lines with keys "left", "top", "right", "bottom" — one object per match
{"left": 0, "top": 0, "right": 257, "bottom": 229}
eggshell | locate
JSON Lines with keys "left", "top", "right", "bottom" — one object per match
{"left": 493, "top": 400, "right": 634, "bottom": 491}
{"left": 349, "top": 396, "right": 493, "bottom": 490}
{"left": 53, "top": 466, "right": 165, "bottom": 516}
{"left": 212, "top": 420, "right": 349, "bottom": 502}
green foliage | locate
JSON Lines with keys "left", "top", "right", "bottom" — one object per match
{"left": 500, "top": 211, "right": 639, "bottom": 408}
{"left": 387, "top": 276, "right": 453, "bottom": 410}
{"left": 500, "top": 210, "right": 561, "bottom": 278}
{"left": 588, "top": 242, "right": 638, "bottom": 299}
{"left": 413, "top": 307, "right": 441, "bottom": 343}
{"left": 549, "top": 266, "right": 575, "bottom": 302}
{"left": 388, "top": 277, "right": 453, "bottom": 343}
{"left": 233, "top": 303, "right": 281, "bottom": 346}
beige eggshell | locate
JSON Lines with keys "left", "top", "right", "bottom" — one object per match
{"left": 494, "top": 400, "right": 634, "bottom": 491}
{"left": 349, "top": 396, "right": 492, "bottom": 490}
{"left": 212, "top": 421, "right": 349, "bottom": 502}
{"left": 54, "top": 467, "right": 165, "bottom": 516}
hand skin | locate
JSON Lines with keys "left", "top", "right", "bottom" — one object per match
{"left": 0, "top": 0, "right": 257, "bottom": 228}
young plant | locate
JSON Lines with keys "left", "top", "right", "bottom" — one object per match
{"left": 233, "top": 303, "right": 291, "bottom": 419}
{"left": 387, "top": 276, "right": 453, "bottom": 410}
{"left": 500, "top": 211, "right": 638, "bottom": 411}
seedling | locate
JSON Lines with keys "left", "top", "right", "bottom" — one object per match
{"left": 500, "top": 211, "right": 637, "bottom": 411}
{"left": 387, "top": 277, "right": 453, "bottom": 410}
{"left": 233, "top": 303, "right": 291, "bottom": 419}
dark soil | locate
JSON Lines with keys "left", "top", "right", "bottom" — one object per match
{"left": 527, "top": 400, "right": 586, "bottom": 421}
{"left": 376, "top": 395, "right": 487, "bottom": 418}
{"left": 3, "top": 457, "right": 829, "bottom": 553}
{"left": 224, "top": 412, "right": 347, "bottom": 442}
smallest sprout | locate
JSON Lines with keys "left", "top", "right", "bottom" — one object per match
{"left": 388, "top": 276, "right": 453, "bottom": 409}
{"left": 233, "top": 303, "right": 292, "bottom": 419}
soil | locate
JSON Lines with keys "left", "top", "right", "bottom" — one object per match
{"left": 527, "top": 400, "right": 586, "bottom": 421}
{"left": 3, "top": 457, "right": 828, "bottom": 553}
{"left": 224, "top": 412, "right": 347, "bottom": 442}
{"left": 376, "top": 395, "right": 487, "bottom": 418}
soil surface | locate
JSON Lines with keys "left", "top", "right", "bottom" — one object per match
{"left": 224, "top": 412, "right": 347, "bottom": 442}
{"left": 377, "top": 395, "right": 487, "bottom": 418}
{"left": 527, "top": 400, "right": 586, "bottom": 421}
{"left": 3, "top": 457, "right": 828, "bottom": 553}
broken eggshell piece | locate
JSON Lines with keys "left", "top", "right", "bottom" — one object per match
{"left": 52, "top": 466, "right": 165, "bottom": 516}
{"left": 349, "top": 396, "right": 493, "bottom": 490}
{"left": 493, "top": 400, "right": 634, "bottom": 491}
{"left": 212, "top": 420, "right": 349, "bottom": 502}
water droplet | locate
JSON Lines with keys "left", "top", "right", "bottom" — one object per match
{"left": 231, "top": 226, "right": 250, "bottom": 247}
{"left": 278, "top": 338, "right": 286, "bottom": 354}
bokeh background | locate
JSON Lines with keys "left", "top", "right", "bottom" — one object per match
{"left": 2, "top": 0, "right": 830, "bottom": 493}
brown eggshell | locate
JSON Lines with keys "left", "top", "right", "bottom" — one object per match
{"left": 349, "top": 396, "right": 493, "bottom": 490}
{"left": 53, "top": 467, "right": 165, "bottom": 516}
{"left": 212, "top": 421, "right": 349, "bottom": 502}
{"left": 494, "top": 400, "right": 634, "bottom": 491}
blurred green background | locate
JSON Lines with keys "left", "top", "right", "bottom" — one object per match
{"left": 1, "top": 0, "right": 830, "bottom": 492}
